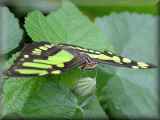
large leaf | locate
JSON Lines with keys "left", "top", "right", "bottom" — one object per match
{"left": 95, "top": 12, "right": 159, "bottom": 118}
{"left": 0, "top": 7, "right": 23, "bottom": 54}
{"left": 24, "top": 0, "right": 112, "bottom": 51}
{"left": 2, "top": 78, "right": 78, "bottom": 119}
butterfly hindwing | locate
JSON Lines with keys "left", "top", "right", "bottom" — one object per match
{"left": 59, "top": 43, "right": 156, "bottom": 69}
{"left": 6, "top": 42, "right": 83, "bottom": 76}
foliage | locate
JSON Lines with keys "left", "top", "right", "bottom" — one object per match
{"left": 95, "top": 12, "right": 158, "bottom": 118}
{"left": 0, "top": 0, "right": 158, "bottom": 119}
{"left": 0, "top": 7, "right": 23, "bottom": 54}
{"left": 24, "top": 0, "right": 112, "bottom": 50}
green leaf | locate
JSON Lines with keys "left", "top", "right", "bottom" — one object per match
{"left": 95, "top": 12, "right": 159, "bottom": 118}
{"left": 72, "top": 95, "right": 108, "bottom": 119}
{"left": 0, "top": 7, "right": 23, "bottom": 54}
{"left": 2, "top": 78, "right": 78, "bottom": 119}
{"left": 25, "top": 0, "right": 112, "bottom": 51}
{"left": 0, "top": 54, "right": 21, "bottom": 119}
{"left": 82, "top": 96, "right": 108, "bottom": 119}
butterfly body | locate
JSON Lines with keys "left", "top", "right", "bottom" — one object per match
{"left": 5, "top": 42, "right": 156, "bottom": 77}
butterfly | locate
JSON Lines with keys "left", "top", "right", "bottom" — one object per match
{"left": 5, "top": 42, "right": 156, "bottom": 77}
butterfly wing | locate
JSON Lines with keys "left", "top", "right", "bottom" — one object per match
{"left": 58, "top": 43, "right": 156, "bottom": 69}
{"left": 6, "top": 42, "right": 83, "bottom": 77}
{"left": 85, "top": 50, "right": 156, "bottom": 69}
{"left": 5, "top": 42, "right": 156, "bottom": 77}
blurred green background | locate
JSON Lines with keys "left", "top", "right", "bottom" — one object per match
{"left": 0, "top": 0, "right": 159, "bottom": 16}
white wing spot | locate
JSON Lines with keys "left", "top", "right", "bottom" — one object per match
{"left": 137, "top": 62, "right": 149, "bottom": 67}
{"left": 122, "top": 58, "right": 131, "bottom": 63}
{"left": 45, "top": 44, "right": 53, "bottom": 48}
{"left": 88, "top": 50, "right": 95, "bottom": 53}
{"left": 132, "top": 66, "right": 139, "bottom": 69}
{"left": 24, "top": 55, "right": 29, "bottom": 58}
{"left": 107, "top": 51, "right": 113, "bottom": 55}
{"left": 95, "top": 51, "right": 101, "bottom": 54}
{"left": 39, "top": 46, "right": 48, "bottom": 50}
{"left": 112, "top": 56, "right": 121, "bottom": 63}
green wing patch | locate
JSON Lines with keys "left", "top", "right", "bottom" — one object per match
{"left": 33, "top": 50, "right": 74, "bottom": 68}
{"left": 5, "top": 42, "right": 156, "bottom": 77}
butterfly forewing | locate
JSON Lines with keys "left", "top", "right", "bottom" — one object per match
{"left": 6, "top": 42, "right": 83, "bottom": 76}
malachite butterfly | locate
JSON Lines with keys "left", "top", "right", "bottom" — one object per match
{"left": 5, "top": 42, "right": 156, "bottom": 77}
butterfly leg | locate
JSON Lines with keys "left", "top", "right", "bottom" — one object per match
{"left": 79, "top": 55, "right": 97, "bottom": 70}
